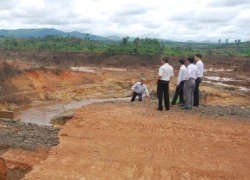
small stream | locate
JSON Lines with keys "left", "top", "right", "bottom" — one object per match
{"left": 15, "top": 97, "right": 130, "bottom": 126}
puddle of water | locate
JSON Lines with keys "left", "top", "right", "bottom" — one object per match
{"left": 204, "top": 76, "right": 242, "bottom": 82}
{"left": 203, "top": 81, "right": 250, "bottom": 92}
{"left": 15, "top": 97, "right": 130, "bottom": 126}
{"left": 239, "top": 87, "right": 250, "bottom": 92}
{"left": 71, "top": 66, "right": 128, "bottom": 72}
{"left": 204, "top": 68, "right": 234, "bottom": 72}
{"left": 70, "top": 67, "right": 96, "bottom": 73}
{"left": 101, "top": 67, "right": 127, "bottom": 72}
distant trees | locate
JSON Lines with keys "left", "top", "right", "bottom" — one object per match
{"left": 122, "top": 36, "right": 129, "bottom": 46}
{"left": 105, "top": 37, "right": 164, "bottom": 56}
{"left": 234, "top": 39, "right": 241, "bottom": 44}
{"left": 85, "top": 33, "right": 90, "bottom": 40}
{"left": 218, "top": 39, "right": 221, "bottom": 44}
{"left": 0, "top": 36, "right": 249, "bottom": 57}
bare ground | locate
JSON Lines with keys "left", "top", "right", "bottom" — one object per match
{"left": 23, "top": 100, "right": 250, "bottom": 180}
{"left": 0, "top": 52, "right": 249, "bottom": 179}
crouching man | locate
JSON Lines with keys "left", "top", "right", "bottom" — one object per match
{"left": 131, "top": 78, "right": 150, "bottom": 102}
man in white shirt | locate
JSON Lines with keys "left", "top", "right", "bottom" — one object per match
{"left": 155, "top": 56, "right": 174, "bottom": 111}
{"left": 194, "top": 54, "right": 204, "bottom": 106}
{"left": 131, "top": 78, "right": 150, "bottom": 102}
{"left": 183, "top": 56, "right": 199, "bottom": 109}
{"left": 171, "top": 59, "right": 186, "bottom": 105}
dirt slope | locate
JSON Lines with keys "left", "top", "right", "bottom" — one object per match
{"left": 23, "top": 101, "right": 250, "bottom": 180}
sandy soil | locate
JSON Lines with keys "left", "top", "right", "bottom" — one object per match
{"left": 23, "top": 100, "right": 250, "bottom": 180}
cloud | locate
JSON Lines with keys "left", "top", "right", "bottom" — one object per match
{"left": 114, "top": 4, "right": 153, "bottom": 16}
{"left": 0, "top": 0, "right": 14, "bottom": 10}
{"left": 0, "top": 0, "right": 249, "bottom": 42}
{"left": 206, "top": 0, "right": 250, "bottom": 7}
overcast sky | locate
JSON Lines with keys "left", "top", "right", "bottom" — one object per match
{"left": 0, "top": 0, "right": 249, "bottom": 42}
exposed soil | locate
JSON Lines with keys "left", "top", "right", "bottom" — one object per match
{"left": 23, "top": 100, "right": 250, "bottom": 180}
{"left": 0, "top": 51, "right": 249, "bottom": 179}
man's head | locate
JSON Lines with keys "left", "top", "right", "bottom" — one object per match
{"left": 179, "top": 59, "right": 185, "bottom": 66}
{"left": 194, "top": 54, "right": 202, "bottom": 62}
{"left": 161, "top": 56, "right": 169, "bottom": 64}
{"left": 140, "top": 78, "right": 146, "bottom": 84}
{"left": 187, "top": 56, "right": 195, "bottom": 65}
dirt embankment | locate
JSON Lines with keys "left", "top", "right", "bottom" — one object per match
{"left": 1, "top": 49, "right": 250, "bottom": 70}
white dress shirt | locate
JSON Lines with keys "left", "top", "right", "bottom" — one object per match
{"left": 196, "top": 60, "right": 204, "bottom": 78}
{"left": 184, "top": 64, "right": 198, "bottom": 80}
{"left": 131, "top": 82, "right": 149, "bottom": 96}
{"left": 177, "top": 65, "right": 187, "bottom": 85}
{"left": 158, "top": 63, "right": 174, "bottom": 81}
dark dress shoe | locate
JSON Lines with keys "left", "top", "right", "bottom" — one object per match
{"left": 156, "top": 108, "right": 163, "bottom": 111}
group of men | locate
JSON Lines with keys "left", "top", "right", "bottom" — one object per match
{"left": 131, "top": 54, "right": 204, "bottom": 110}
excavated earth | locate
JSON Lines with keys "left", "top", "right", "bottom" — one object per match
{"left": 23, "top": 100, "right": 250, "bottom": 180}
{"left": 0, "top": 55, "right": 250, "bottom": 179}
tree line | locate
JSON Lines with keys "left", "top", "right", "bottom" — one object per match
{"left": 0, "top": 35, "right": 249, "bottom": 56}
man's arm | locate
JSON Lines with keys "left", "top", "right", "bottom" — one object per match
{"left": 196, "top": 62, "right": 201, "bottom": 77}
{"left": 177, "top": 67, "right": 185, "bottom": 86}
{"left": 144, "top": 85, "right": 150, "bottom": 100}
{"left": 156, "top": 67, "right": 163, "bottom": 85}
{"left": 169, "top": 67, "right": 174, "bottom": 82}
{"left": 156, "top": 76, "right": 161, "bottom": 85}
{"left": 170, "top": 77, "right": 172, "bottom": 82}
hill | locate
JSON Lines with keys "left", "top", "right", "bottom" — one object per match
{"left": 0, "top": 28, "right": 220, "bottom": 43}
{"left": 0, "top": 28, "right": 107, "bottom": 41}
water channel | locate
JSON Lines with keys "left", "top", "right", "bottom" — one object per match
{"left": 15, "top": 97, "right": 130, "bottom": 126}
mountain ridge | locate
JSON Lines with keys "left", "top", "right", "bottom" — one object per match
{"left": 0, "top": 28, "right": 217, "bottom": 43}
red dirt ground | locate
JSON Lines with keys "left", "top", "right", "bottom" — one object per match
{"left": 23, "top": 101, "right": 250, "bottom": 180}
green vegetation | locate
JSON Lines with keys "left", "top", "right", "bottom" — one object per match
{"left": 0, "top": 35, "right": 249, "bottom": 56}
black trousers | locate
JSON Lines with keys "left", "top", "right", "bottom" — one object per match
{"left": 172, "top": 81, "right": 185, "bottom": 104}
{"left": 157, "top": 80, "right": 170, "bottom": 110}
{"left": 194, "top": 77, "right": 201, "bottom": 106}
{"left": 131, "top": 92, "right": 142, "bottom": 102}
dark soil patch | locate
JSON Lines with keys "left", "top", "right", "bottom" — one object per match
{"left": 0, "top": 119, "right": 60, "bottom": 150}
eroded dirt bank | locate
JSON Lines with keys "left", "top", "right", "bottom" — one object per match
{"left": 23, "top": 100, "right": 250, "bottom": 180}
{"left": 0, "top": 119, "right": 59, "bottom": 180}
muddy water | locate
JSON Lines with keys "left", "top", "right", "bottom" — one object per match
{"left": 203, "top": 69, "right": 250, "bottom": 93}
{"left": 15, "top": 98, "right": 130, "bottom": 126}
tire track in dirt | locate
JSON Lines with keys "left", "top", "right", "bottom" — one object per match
{"left": 23, "top": 102, "right": 250, "bottom": 180}
{"left": 75, "top": 116, "right": 249, "bottom": 144}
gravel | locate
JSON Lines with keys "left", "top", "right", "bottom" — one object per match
{"left": 99, "top": 99, "right": 250, "bottom": 120}
{"left": 187, "top": 104, "right": 250, "bottom": 120}
{"left": 0, "top": 119, "right": 60, "bottom": 150}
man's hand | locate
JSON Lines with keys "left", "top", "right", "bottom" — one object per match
{"left": 156, "top": 76, "right": 161, "bottom": 85}
{"left": 131, "top": 91, "right": 134, "bottom": 95}
{"left": 148, "top": 96, "right": 151, "bottom": 100}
